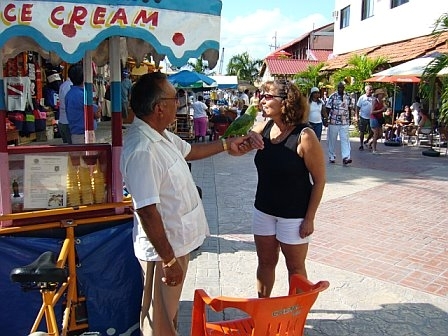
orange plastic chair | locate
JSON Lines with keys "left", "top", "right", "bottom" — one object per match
{"left": 191, "top": 274, "right": 329, "bottom": 336}
{"left": 213, "top": 123, "right": 230, "bottom": 140}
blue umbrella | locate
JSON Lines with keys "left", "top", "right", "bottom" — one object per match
{"left": 168, "top": 70, "right": 217, "bottom": 89}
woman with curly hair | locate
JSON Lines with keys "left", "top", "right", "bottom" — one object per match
{"left": 248, "top": 79, "right": 326, "bottom": 297}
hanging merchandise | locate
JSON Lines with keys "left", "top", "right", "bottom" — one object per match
{"left": 43, "top": 65, "right": 62, "bottom": 111}
{"left": 34, "top": 61, "right": 43, "bottom": 103}
{"left": 6, "top": 111, "right": 25, "bottom": 131}
{"left": 24, "top": 109, "right": 36, "bottom": 134}
{"left": 4, "top": 77, "right": 34, "bottom": 112}
{"left": 33, "top": 108, "right": 47, "bottom": 132}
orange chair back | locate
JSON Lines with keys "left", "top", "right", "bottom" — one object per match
{"left": 191, "top": 274, "right": 329, "bottom": 336}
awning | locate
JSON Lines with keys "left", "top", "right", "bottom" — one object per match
{"left": 373, "top": 53, "right": 448, "bottom": 77}
{"left": 210, "top": 75, "right": 238, "bottom": 89}
{"left": 0, "top": 0, "right": 222, "bottom": 68}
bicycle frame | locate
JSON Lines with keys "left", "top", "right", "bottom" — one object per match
{"left": 28, "top": 220, "right": 85, "bottom": 335}
{"left": 2, "top": 201, "right": 132, "bottom": 336}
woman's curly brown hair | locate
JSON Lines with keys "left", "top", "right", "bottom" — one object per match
{"left": 261, "top": 79, "right": 309, "bottom": 125}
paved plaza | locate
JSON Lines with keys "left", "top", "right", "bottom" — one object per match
{"left": 178, "top": 129, "right": 448, "bottom": 336}
{"left": 75, "top": 121, "right": 448, "bottom": 335}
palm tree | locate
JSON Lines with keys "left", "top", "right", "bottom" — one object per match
{"left": 293, "top": 62, "right": 328, "bottom": 94}
{"left": 331, "top": 54, "right": 389, "bottom": 94}
{"left": 226, "top": 52, "right": 263, "bottom": 84}
{"left": 187, "top": 57, "right": 210, "bottom": 74}
{"left": 420, "top": 13, "right": 448, "bottom": 124}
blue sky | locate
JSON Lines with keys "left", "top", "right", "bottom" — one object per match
{"left": 216, "top": 0, "right": 335, "bottom": 73}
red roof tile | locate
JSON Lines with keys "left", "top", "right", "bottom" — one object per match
{"left": 324, "top": 32, "right": 448, "bottom": 70}
{"left": 273, "top": 23, "right": 334, "bottom": 52}
{"left": 310, "top": 49, "right": 332, "bottom": 62}
{"left": 266, "top": 50, "right": 293, "bottom": 60}
{"left": 265, "top": 59, "right": 320, "bottom": 75}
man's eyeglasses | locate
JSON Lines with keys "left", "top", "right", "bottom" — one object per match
{"left": 159, "top": 97, "right": 180, "bottom": 104}
{"left": 260, "top": 93, "right": 285, "bottom": 101}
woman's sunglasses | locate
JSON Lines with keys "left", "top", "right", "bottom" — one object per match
{"left": 260, "top": 93, "right": 286, "bottom": 101}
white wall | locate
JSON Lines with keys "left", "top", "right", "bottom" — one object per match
{"left": 332, "top": 0, "right": 445, "bottom": 55}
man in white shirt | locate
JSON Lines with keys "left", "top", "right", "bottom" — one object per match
{"left": 410, "top": 97, "right": 421, "bottom": 125}
{"left": 240, "top": 89, "right": 250, "bottom": 106}
{"left": 356, "top": 84, "right": 374, "bottom": 150}
{"left": 176, "top": 89, "right": 188, "bottom": 115}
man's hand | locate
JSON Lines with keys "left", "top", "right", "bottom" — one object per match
{"left": 228, "top": 132, "right": 264, "bottom": 155}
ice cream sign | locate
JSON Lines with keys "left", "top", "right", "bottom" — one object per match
{"left": 0, "top": 0, "right": 221, "bottom": 66}
{"left": 2, "top": 3, "right": 159, "bottom": 38}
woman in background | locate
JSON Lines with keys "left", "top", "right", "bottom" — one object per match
{"left": 308, "top": 87, "right": 327, "bottom": 141}
{"left": 369, "top": 88, "right": 387, "bottom": 154}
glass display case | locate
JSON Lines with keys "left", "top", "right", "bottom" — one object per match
{"left": 5, "top": 143, "right": 113, "bottom": 226}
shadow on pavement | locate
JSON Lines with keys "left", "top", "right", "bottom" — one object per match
{"left": 306, "top": 303, "right": 448, "bottom": 336}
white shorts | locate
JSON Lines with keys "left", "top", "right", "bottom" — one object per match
{"left": 252, "top": 208, "right": 311, "bottom": 245}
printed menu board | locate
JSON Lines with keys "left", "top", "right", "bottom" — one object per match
{"left": 23, "top": 154, "right": 68, "bottom": 209}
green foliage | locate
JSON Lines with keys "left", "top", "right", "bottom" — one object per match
{"left": 226, "top": 52, "right": 263, "bottom": 84}
{"left": 293, "top": 63, "right": 329, "bottom": 94}
{"left": 331, "top": 54, "right": 389, "bottom": 94}
{"left": 188, "top": 57, "right": 209, "bottom": 74}
{"left": 349, "top": 119, "right": 361, "bottom": 137}
{"left": 420, "top": 13, "right": 448, "bottom": 124}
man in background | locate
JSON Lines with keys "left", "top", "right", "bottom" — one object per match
{"left": 326, "top": 82, "right": 352, "bottom": 165}
{"left": 66, "top": 64, "right": 99, "bottom": 144}
{"left": 58, "top": 75, "right": 72, "bottom": 144}
{"left": 121, "top": 69, "right": 132, "bottom": 128}
{"left": 355, "top": 84, "right": 374, "bottom": 151}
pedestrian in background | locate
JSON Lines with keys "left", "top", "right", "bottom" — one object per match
{"left": 355, "top": 84, "right": 374, "bottom": 150}
{"left": 192, "top": 95, "right": 209, "bottom": 142}
{"left": 308, "top": 87, "right": 327, "bottom": 141}
{"left": 176, "top": 89, "right": 189, "bottom": 115}
{"left": 325, "top": 82, "right": 352, "bottom": 165}
{"left": 58, "top": 76, "right": 72, "bottom": 144}
{"left": 121, "top": 69, "right": 132, "bottom": 128}
{"left": 410, "top": 96, "right": 421, "bottom": 125}
{"left": 65, "top": 64, "right": 99, "bottom": 144}
{"left": 370, "top": 88, "right": 387, "bottom": 154}
{"left": 250, "top": 79, "right": 326, "bottom": 298}
{"left": 120, "top": 72, "right": 263, "bottom": 336}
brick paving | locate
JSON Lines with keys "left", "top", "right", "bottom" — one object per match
{"left": 180, "top": 131, "right": 448, "bottom": 336}
{"left": 314, "top": 138, "right": 448, "bottom": 297}
{"left": 92, "top": 121, "right": 448, "bottom": 335}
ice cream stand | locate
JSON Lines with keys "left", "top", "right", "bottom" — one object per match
{"left": 0, "top": 1, "right": 222, "bottom": 334}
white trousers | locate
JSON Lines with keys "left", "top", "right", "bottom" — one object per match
{"left": 327, "top": 124, "right": 351, "bottom": 160}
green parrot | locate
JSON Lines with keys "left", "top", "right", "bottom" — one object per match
{"left": 221, "top": 104, "right": 259, "bottom": 138}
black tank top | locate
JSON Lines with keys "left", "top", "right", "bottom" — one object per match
{"left": 254, "top": 120, "right": 312, "bottom": 218}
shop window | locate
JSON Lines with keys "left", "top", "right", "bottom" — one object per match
{"left": 362, "top": 0, "right": 374, "bottom": 20}
{"left": 391, "top": 0, "right": 409, "bottom": 9}
{"left": 340, "top": 6, "right": 350, "bottom": 29}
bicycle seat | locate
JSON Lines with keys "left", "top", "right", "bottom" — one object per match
{"left": 10, "top": 251, "right": 68, "bottom": 284}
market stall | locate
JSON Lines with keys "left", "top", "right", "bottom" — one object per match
{"left": 1, "top": 0, "right": 221, "bottom": 214}
{"left": 0, "top": 1, "right": 222, "bottom": 334}
{"left": 168, "top": 70, "right": 217, "bottom": 140}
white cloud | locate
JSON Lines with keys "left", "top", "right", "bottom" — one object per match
{"left": 215, "top": 9, "right": 329, "bottom": 73}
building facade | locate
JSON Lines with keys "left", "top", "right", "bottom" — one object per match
{"left": 332, "top": 0, "right": 444, "bottom": 56}
{"left": 259, "top": 23, "right": 334, "bottom": 82}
